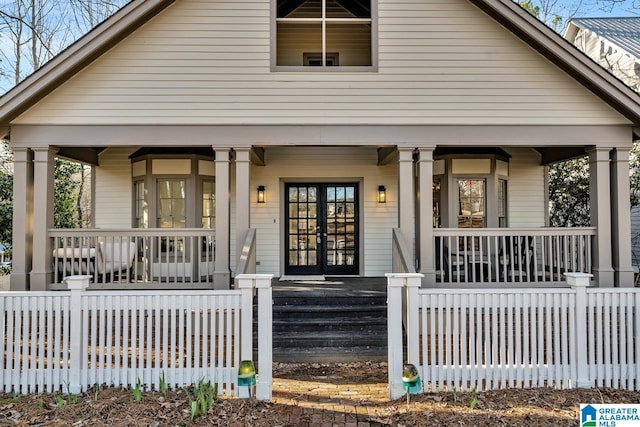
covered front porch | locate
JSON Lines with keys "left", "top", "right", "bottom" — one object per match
{"left": 8, "top": 127, "right": 636, "bottom": 290}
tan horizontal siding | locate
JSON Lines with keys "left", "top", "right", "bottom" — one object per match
{"left": 95, "top": 148, "right": 136, "bottom": 228}
{"left": 251, "top": 147, "right": 397, "bottom": 277}
{"left": 504, "top": 148, "right": 545, "bottom": 228}
{"left": 14, "top": 0, "right": 628, "bottom": 126}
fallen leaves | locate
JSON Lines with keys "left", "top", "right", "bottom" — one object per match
{"left": 0, "top": 363, "right": 639, "bottom": 426}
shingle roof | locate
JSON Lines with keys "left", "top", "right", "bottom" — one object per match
{"left": 571, "top": 17, "right": 640, "bottom": 59}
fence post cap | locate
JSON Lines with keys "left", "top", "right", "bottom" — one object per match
{"left": 236, "top": 274, "right": 274, "bottom": 289}
{"left": 64, "top": 275, "right": 91, "bottom": 291}
{"left": 564, "top": 272, "right": 593, "bottom": 287}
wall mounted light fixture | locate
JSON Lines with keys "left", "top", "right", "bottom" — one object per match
{"left": 378, "top": 185, "right": 386, "bottom": 203}
{"left": 257, "top": 186, "right": 265, "bottom": 203}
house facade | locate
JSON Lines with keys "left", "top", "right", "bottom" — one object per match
{"left": 1, "top": 0, "right": 639, "bottom": 291}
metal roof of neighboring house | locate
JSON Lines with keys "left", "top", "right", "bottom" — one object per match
{"left": 568, "top": 17, "right": 640, "bottom": 60}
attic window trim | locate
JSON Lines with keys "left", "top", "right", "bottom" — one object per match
{"left": 272, "top": 0, "right": 378, "bottom": 72}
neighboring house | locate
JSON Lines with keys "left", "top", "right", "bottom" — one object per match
{"left": 0, "top": 0, "right": 639, "bottom": 291}
{"left": 565, "top": 17, "right": 640, "bottom": 278}
{"left": 565, "top": 18, "right": 640, "bottom": 92}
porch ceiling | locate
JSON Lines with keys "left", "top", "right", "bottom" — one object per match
{"left": 534, "top": 146, "right": 588, "bottom": 165}
{"left": 57, "top": 147, "right": 106, "bottom": 165}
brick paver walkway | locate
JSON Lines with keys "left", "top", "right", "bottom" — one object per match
{"left": 271, "top": 370, "right": 397, "bottom": 426}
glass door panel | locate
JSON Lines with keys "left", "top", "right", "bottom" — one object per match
{"left": 285, "top": 185, "right": 321, "bottom": 275}
{"left": 285, "top": 183, "right": 358, "bottom": 276}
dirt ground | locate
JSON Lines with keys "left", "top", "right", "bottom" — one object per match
{"left": 1, "top": 362, "right": 639, "bottom": 426}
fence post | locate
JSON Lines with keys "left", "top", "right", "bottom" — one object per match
{"left": 566, "top": 272, "right": 593, "bottom": 388}
{"left": 236, "top": 273, "right": 273, "bottom": 400}
{"left": 387, "top": 274, "right": 405, "bottom": 400}
{"left": 236, "top": 275, "right": 255, "bottom": 398}
{"left": 406, "top": 274, "right": 422, "bottom": 384}
{"left": 255, "top": 275, "right": 273, "bottom": 401}
{"left": 65, "top": 275, "right": 90, "bottom": 394}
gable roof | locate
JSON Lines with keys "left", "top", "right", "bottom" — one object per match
{"left": 566, "top": 17, "right": 640, "bottom": 60}
{"left": 0, "top": 0, "right": 175, "bottom": 136}
{"left": 1, "top": 0, "right": 640, "bottom": 131}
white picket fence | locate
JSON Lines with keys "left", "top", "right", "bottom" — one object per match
{"left": 0, "top": 274, "right": 273, "bottom": 399}
{"left": 388, "top": 273, "right": 640, "bottom": 399}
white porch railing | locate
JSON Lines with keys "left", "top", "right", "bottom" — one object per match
{"left": 0, "top": 274, "right": 273, "bottom": 399}
{"left": 433, "top": 227, "right": 595, "bottom": 286}
{"left": 387, "top": 273, "right": 640, "bottom": 399}
{"left": 49, "top": 229, "right": 215, "bottom": 287}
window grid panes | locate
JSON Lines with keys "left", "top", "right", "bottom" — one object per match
{"left": 202, "top": 180, "right": 215, "bottom": 228}
{"left": 288, "top": 186, "right": 318, "bottom": 267}
{"left": 276, "top": 0, "right": 372, "bottom": 67}
{"left": 325, "top": 185, "right": 356, "bottom": 267}
{"left": 157, "top": 179, "right": 186, "bottom": 228}
{"left": 498, "top": 179, "right": 507, "bottom": 228}
{"left": 134, "top": 180, "right": 148, "bottom": 228}
{"left": 457, "top": 179, "right": 486, "bottom": 228}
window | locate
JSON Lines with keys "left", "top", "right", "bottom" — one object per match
{"left": 275, "top": 0, "right": 373, "bottom": 68}
{"left": 157, "top": 179, "right": 186, "bottom": 228}
{"left": 457, "top": 179, "right": 485, "bottom": 228}
{"left": 498, "top": 179, "right": 507, "bottom": 227}
{"left": 433, "top": 179, "right": 441, "bottom": 228}
{"left": 134, "top": 180, "right": 148, "bottom": 228}
{"left": 202, "top": 180, "right": 215, "bottom": 228}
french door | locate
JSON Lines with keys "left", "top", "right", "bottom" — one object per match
{"left": 285, "top": 183, "right": 358, "bottom": 276}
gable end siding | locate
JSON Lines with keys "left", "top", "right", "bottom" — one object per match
{"left": 12, "top": 0, "right": 628, "bottom": 126}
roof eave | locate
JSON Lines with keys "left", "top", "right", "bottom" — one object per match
{"left": 0, "top": 0, "right": 176, "bottom": 127}
{"left": 471, "top": 0, "right": 640, "bottom": 124}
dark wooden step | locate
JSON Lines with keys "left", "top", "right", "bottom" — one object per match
{"left": 262, "top": 280, "right": 388, "bottom": 362}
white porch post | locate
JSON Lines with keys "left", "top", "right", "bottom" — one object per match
{"left": 398, "top": 147, "right": 415, "bottom": 265}
{"left": 235, "top": 147, "right": 254, "bottom": 273}
{"left": 10, "top": 148, "right": 33, "bottom": 291}
{"left": 588, "top": 147, "right": 614, "bottom": 287}
{"left": 418, "top": 147, "right": 435, "bottom": 287}
{"left": 611, "top": 148, "right": 634, "bottom": 287}
{"left": 30, "top": 147, "right": 56, "bottom": 291}
{"left": 214, "top": 148, "right": 231, "bottom": 289}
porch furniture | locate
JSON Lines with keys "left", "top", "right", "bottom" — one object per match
{"left": 53, "top": 241, "right": 136, "bottom": 283}
{"left": 54, "top": 247, "right": 97, "bottom": 281}
{"left": 498, "top": 236, "right": 534, "bottom": 282}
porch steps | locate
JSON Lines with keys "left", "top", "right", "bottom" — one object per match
{"left": 262, "top": 278, "right": 388, "bottom": 363}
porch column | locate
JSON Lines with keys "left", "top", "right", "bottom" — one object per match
{"left": 235, "top": 147, "right": 254, "bottom": 273}
{"left": 214, "top": 148, "right": 231, "bottom": 289}
{"left": 398, "top": 148, "right": 415, "bottom": 264}
{"left": 611, "top": 148, "right": 634, "bottom": 287}
{"left": 418, "top": 147, "right": 435, "bottom": 286}
{"left": 588, "top": 147, "right": 614, "bottom": 287}
{"left": 10, "top": 148, "right": 33, "bottom": 291}
{"left": 30, "top": 147, "right": 56, "bottom": 291}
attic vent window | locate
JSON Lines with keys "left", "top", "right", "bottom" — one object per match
{"left": 275, "top": 0, "right": 374, "bottom": 69}
{"left": 304, "top": 52, "right": 339, "bottom": 66}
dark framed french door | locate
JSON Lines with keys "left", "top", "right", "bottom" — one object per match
{"left": 285, "top": 183, "right": 359, "bottom": 276}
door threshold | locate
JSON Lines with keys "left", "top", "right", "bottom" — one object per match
{"left": 280, "top": 275, "right": 325, "bottom": 281}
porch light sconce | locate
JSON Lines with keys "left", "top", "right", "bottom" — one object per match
{"left": 257, "top": 186, "right": 265, "bottom": 203}
{"left": 378, "top": 185, "right": 386, "bottom": 203}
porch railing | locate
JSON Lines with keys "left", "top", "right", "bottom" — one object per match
{"left": 432, "top": 227, "right": 595, "bottom": 286}
{"left": 49, "top": 229, "right": 215, "bottom": 287}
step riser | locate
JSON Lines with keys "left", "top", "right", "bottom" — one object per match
{"left": 265, "top": 283, "right": 388, "bottom": 363}
{"left": 273, "top": 297, "right": 387, "bottom": 306}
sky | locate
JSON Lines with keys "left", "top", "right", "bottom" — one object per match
{"left": 565, "top": 0, "right": 640, "bottom": 17}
